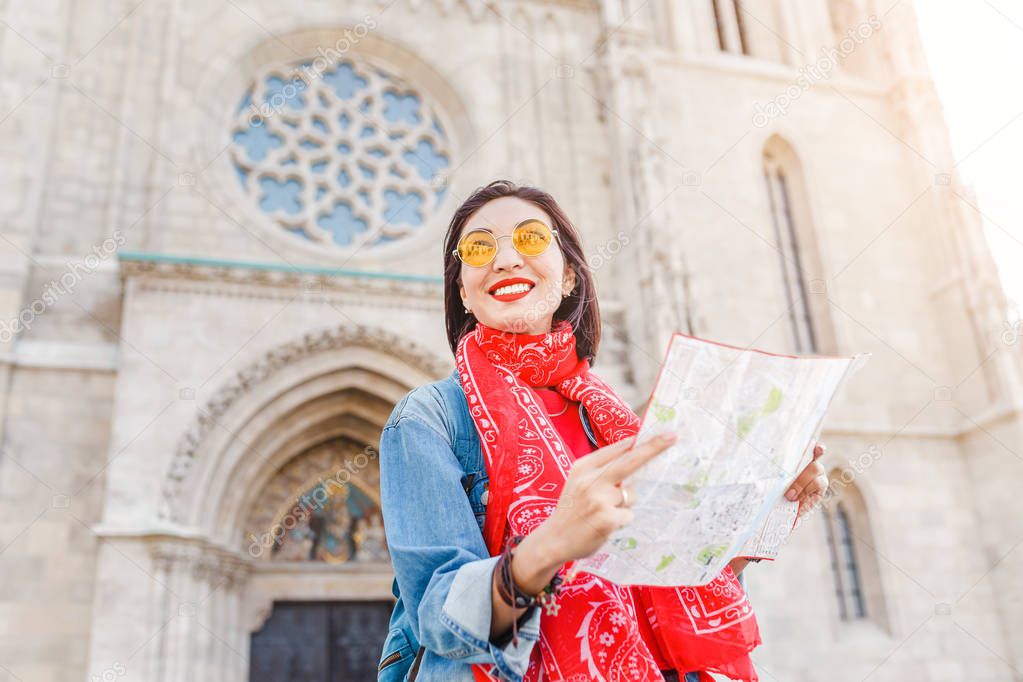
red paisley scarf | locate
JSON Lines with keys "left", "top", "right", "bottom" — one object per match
{"left": 456, "top": 320, "right": 761, "bottom": 682}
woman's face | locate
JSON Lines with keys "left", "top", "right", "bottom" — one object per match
{"left": 458, "top": 196, "right": 576, "bottom": 335}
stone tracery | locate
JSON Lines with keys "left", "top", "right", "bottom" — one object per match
{"left": 229, "top": 58, "right": 452, "bottom": 250}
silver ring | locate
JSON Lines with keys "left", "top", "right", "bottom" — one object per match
{"left": 619, "top": 486, "right": 630, "bottom": 508}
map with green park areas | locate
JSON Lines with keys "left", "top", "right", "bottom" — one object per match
{"left": 576, "top": 333, "right": 868, "bottom": 587}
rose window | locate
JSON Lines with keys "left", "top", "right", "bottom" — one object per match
{"left": 229, "top": 58, "right": 451, "bottom": 250}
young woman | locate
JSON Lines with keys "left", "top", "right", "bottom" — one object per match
{"left": 378, "top": 180, "right": 829, "bottom": 682}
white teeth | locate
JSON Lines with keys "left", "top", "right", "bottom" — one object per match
{"left": 492, "top": 283, "right": 532, "bottom": 296}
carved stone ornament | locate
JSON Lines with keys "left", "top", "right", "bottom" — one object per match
{"left": 159, "top": 323, "right": 451, "bottom": 522}
{"left": 117, "top": 252, "right": 445, "bottom": 307}
{"left": 149, "top": 539, "right": 252, "bottom": 591}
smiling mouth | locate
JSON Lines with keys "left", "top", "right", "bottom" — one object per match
{"left": 491, "top": 282, "right": 533, "bottom": 296}
{"left": 488, "top": 281, "right": 535, "bottom": 302}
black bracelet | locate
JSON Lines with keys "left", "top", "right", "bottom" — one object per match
{"left": 493, "top": 534, "right": 567, "bottom": 646}
{"left": 496, "top": 535, "right": 536, "bottom": 608}
{"left": 493, "top": 537, "right": 527, "bottom": 647}
{"left": 490, "top": 607, "right": 535, "bottom": 648}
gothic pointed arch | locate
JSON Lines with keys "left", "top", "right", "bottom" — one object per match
{"left": 761, "top": 134, "right": 837, "bottom": 354}
{"left": 158, "top": 323, "right": 452, "bottom": 538}
{"left": 822, "top": 466, "right": 890, "bottom": 631}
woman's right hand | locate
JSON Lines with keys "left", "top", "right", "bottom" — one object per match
{"left": 539, "top": 431, "right": 677, "bottom": 564}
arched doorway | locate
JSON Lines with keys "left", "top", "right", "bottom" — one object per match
{"left": 244, "top": 437, "right": 392, "bottom": 680}
{"left": 144, "top": 324, "right": 450, "bottom": 682}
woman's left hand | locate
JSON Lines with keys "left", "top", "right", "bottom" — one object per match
{"left": 785, "top": 442, "right": 827, "bottom": 516}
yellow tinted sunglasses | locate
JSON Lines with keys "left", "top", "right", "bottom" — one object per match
{"left": 453, "top": 219, "right": 560, "bottom": 268}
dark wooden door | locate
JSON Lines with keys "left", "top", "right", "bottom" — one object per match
{"left": 249, "top": 600, "right": 392, "bottom": 681}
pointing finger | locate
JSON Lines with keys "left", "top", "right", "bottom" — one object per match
{"left": 600, "top": 432, "right": 676, "bottom": 484}
{"left": 577, "top": 435, "right": 637, "bottom": 471}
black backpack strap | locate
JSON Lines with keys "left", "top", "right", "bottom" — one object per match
{"left": 579, "top": 402, "right": 599, "bottom": 448}
{"left": 408, "top": 646, "right": 425, "bottom": 680}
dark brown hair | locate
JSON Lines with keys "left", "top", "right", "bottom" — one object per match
{"left": 443, "top": 180, "right": 601, "bottom": 364}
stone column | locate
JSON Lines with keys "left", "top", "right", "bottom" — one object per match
{"left": 148, "top": 542, "right": 202, "bottom": 682}
{"left": 205, "top": 567, "right": 229, "bottom": 681}
{"left": 190, "top": 556, "right": 222, "bottom": 681}
{"left": 678, "top": 0, "right": 719, "bottom": 55}
{"left": 712, "top": 0, "right": 744, "bottom": 54}
{"left": 147, "top": 545, "right": 176, "bottom": 682}
{"left": 146, "top": 541, "right": 253, "bottom": 682}
{"left": 226, "top": 561, "right": 253, "bottom": 682}
{"left": 773, "top": 0, "right": 805, "bottom": 65}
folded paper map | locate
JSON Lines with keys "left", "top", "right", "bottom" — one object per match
{"left": 575, "top": 333, "right": 869, "bottom": 587}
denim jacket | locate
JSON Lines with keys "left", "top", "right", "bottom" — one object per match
{"left": 377, "top": 368, "right": 608, "bottom": 681}
{"left": 377, "top": 368, "right": 701, "bottom": 682}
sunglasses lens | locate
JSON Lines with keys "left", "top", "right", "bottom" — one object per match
{"left": 457, "top": 230, "right": 497, "bottom": 266}
{"left": 513, "top": 220, "right": 553, "bottom": 256}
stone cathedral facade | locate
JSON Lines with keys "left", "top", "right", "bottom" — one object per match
{"left": 0, "top": 0, "right": 1020, "bottom": 680}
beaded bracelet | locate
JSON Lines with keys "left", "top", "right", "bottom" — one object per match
{"left": 494, "top": 534, "right": 570, "bottom": 647}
